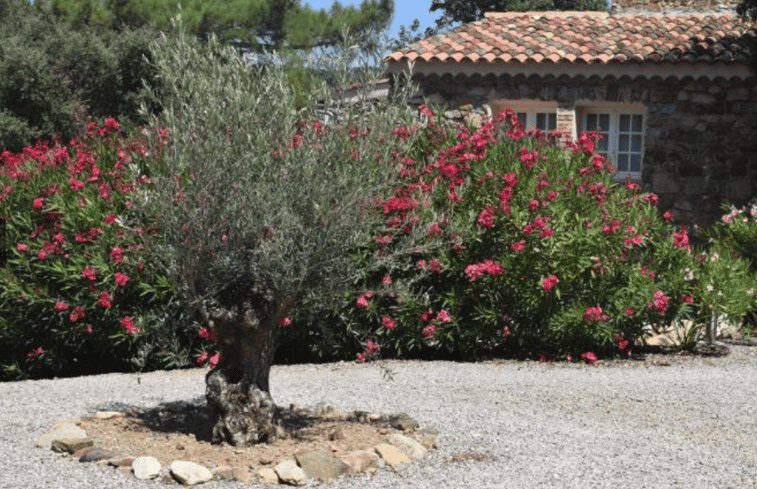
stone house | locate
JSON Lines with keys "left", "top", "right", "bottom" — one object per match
{"left": 385, "top": 1, "right": 757, "bottom": 226}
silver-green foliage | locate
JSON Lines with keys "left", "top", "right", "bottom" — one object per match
{"left": 139, "top": 26, "right": 415, "bottom": 314}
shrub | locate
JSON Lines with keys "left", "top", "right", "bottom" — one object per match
{"left": 698, "top": 201, "right": 757, "bottom": 334}
{"left": 0, "top": 1, "right": 159, "bottom": 152}
{"left": 294, "top": 108, "right": 729, "bottom": 361}
{"left": 0, "top": 120, "right": 192, "bottom": 380}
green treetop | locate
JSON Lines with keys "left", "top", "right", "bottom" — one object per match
{"left": 49, "top": 0, "right": 394, "bottom": 50}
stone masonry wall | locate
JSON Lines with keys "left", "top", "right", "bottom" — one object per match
{"left": 402, "top": 72, "right": 757, "bottom": 227}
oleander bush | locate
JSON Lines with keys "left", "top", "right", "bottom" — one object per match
{"left": 0, "top": 121, "right": 202, "bottom": 380}
{"left": 288, "top": 107, "right": 757, "bottom": 362}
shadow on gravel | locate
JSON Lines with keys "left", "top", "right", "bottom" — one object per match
{"left": 91, "top": 399, "right": 341, "bottom": 444}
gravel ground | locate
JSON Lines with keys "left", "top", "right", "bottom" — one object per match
{"left": 2, "top": 346, "right": 757, "bottom": 489}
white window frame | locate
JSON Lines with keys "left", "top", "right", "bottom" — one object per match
{"left": 578, "top": 104, "right": 646, "bottom": 182}
{"left": 492, "top": 100, "right": 558, "bottom": 132}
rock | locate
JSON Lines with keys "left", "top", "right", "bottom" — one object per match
{"left": 274, "top": 460, "right": 307, "bottom": 486}
{"left": 415, "top": 427, "right": 439, "bottom": 449}
{"left": 386, "top": 433, "right": 427, "bottom": 461}
{"left": 169, "top": 461, "right": 213, "bottom": 486}
{"left": 79, "top": 448, "right": 119, "bottom": 462}
{"left": 133, "top": 456, "right": 161, "bottom": 480}
{"left": 294, "top": 450, "right": 350, "bottom": 482}
{"left": 255, "top": 467, "right": 279, "bottom": 484}
{"left": 388, "top": 413, "right": 419, "bottom": 432}
{"left": 94, "top": 411, "right": 124, "bottom": 419}
{"left": 340, "top": 450, "right": 382, "bottom": 474}
{"left": 51, "top": 437, "right": 94, "bottom": 454}
{"left": 36, "top": 423, "right": 87, "bottom": 449}
{"left": 108, "top": 456, "right": 135, "bottom": 468}
{"left": 72, "top": 447, "right": 97, "bottom": 458}
{"left": 211, "top": 466, "right": 234, "bottom": 481}
{"left": 374, "top": 443, "right": 412, "bottom": 467}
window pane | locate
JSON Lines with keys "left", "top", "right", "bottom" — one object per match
{"left": 587, "top": 114, "right": 598, "bottom": 129}
{"left": 617, "top": 154, "right": 629, "bottom": 172}
{"left": 631, "top": 135, "right": 642, "bottom": 152}
{"left": 618, "top": 134, "right": 629, "bottom": 152}
{"left": 535, "top": 112, "right": 557, "bottom": 131}
{"left": 630, "top": 154, "right": 641, "bottom": 172}
{"left": 599, "top": 114, "right": 610, "bottom": 131}
{"left": 620, "top": 114, "right": 630, "bottom": 132}
{"left": 632, "top": 115, "right": 643, "bottom": 132}
{"left": 536, "top": 113, "right": 547, "bottom": 130}
{"left": 517, "top": 112, "right": 527, "bottom": 126}
{"left": 596, "top": 136, "right": 609, "bottom": 154}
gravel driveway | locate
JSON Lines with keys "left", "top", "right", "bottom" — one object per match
{"left": 2, "top": 346, "right": 757, "bottom": 488}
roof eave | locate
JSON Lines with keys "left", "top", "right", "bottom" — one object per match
{"left": 385, "top": 59, "right": 753, "bottom": 81}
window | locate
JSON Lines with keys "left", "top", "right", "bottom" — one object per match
{"left": 582, "top": 109, "right": 645, "bottom": 181}
{"left": 515, "top": 111, "right": 557, "bottom": 132}
{"left": 492, "top": 101, "right": 558, "bottom": 132}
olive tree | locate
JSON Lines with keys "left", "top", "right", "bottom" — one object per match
{"left": 138, "top": 27, "right": 414, "bottom": 445}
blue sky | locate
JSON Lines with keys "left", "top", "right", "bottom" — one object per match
{"left": 302, "top": 1, "right": 440, "bottom": 40}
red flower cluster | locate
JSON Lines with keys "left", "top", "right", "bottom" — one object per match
{"left": 541, "top": 275, "right": 559, "bottom": 293}
{"left": 381, "top": 316, "right": 396, "bottom": 331}
{"left": 464, "top": 260, "right": 505, "bottom": 281}
{"left": 119, "top": 316, "right": 139, "bottom": 335}
{"left": 584, "top": 306, "right": 607, "bottom": 322}
{"left": 647, "top": 290, "right": 669, "bottom": 315}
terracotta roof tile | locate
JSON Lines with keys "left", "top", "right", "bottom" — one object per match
{"left": 387, "top": 11, "right": 756, "bottom": 67}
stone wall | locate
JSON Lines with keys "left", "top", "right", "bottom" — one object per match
{"left": 402, "top": 72, "right": 757, "bottom": 227}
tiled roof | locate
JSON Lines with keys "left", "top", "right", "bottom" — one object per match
{"left": 386, "top": 11, "right": 756, "bottom": 66}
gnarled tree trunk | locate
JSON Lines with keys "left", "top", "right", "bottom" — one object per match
{"left": 204, "top": 299, "right": 289, "bottom": 445}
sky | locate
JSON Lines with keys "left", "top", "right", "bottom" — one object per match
{"left": 302, "top": 1, "right": 440, "bottom": 41}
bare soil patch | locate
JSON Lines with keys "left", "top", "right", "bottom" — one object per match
{"left": 74, "top": 402, "right": 409, "bottom": 481}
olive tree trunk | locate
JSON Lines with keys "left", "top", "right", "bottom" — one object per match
{"left": 204, "top": 300, "right": 289, "bottom": 446}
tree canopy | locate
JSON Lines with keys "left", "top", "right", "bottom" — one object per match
{"left": 429, "top": 0, "right": 608, "bottom": 27}
{"left": 49, "top": 0, "right": 394, "bottom": 50}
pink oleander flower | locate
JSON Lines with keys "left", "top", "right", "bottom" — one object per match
{"left": 584, "top": 306, "right": 606, "bottom": 322}
{"left": 120, "top": 316, "right": 139, "bottom": 335}
{"left": 196, "top": 352, "right": 208, "bottom": 366}
{"left": 208, "top": 352, "right": 219, "bottom": 368}
{"left": 511, "top": 240, "right": 525, "bottom": 252}
{"left": 477, "top": 207, "right": 495, "bottom": 228}
{"left": 32, "top": 197, "right": 44, "bottom": 211}
{"left": 381, "top": 275, "right": 392, "bottom": 285}
{"left": 436, "top": 310, "right": 452, "bottom": 323}
{"left": 54, "top": 301, "right": 69, "bottom": 311}
{"left": 356, "top": 294, "right": 370, "bottom": 309}
{"left": 647, "top": 290, "right": 669, "bottom": 315}
{"left": 422, "top": 325, "right": 437, "bottom": 338}
{"left": 580, "top": 351, "right": 598, "bottom": 365}
{"left": 539, "top": 227, "right": 554, "bottom": 239}
{"left": 97, "top": 291, "right": 113, "bottom": 309}
{"left": 114, "top": 272, "right": 130, "bottom": 287}
{"left": 382, "top": 316, "right": 396, "bottom": 331}
{"left": 278, "top": 317, "right": 292, "bottom": 328}
{"left": 110, "top": 247, "right": 124, "bottom": 264}
{"left": 27, "top": 347, "right": 44, "bottom": 359}
{"left": 541, "top": 275, "right": 559, "bottom": 292}
{"left": 69, "top": 306, "right": 85, "bottom": 322}
{"left": 16, "top": 243, "right": 28, "bottom": 251}
{"left": 614, "top": 335, "right": 630, "bottom": 352}
{"left": 81, "top": 267, "right": 97, "bottom": 281}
